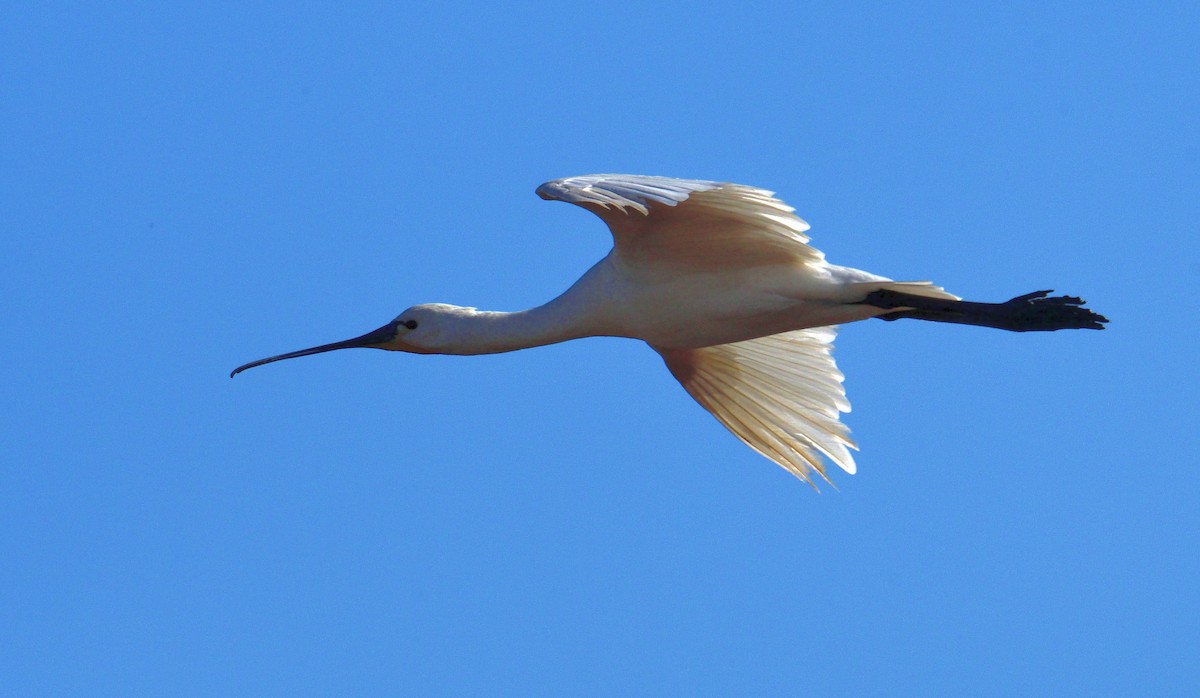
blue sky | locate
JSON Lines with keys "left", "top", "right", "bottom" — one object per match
{"left": 2, "top": 2, "right": 1197, "bottom": 695}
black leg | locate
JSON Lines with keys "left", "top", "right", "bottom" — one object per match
{"left": 860, "top": 289, "right": 1108, "bottom": 332}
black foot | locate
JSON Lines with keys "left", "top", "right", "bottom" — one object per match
{"left": 996, "top": 290, "right": 1109, "bottom": 331}
{"left": 867, "top": 289, "right": 1109, "bottom": 332}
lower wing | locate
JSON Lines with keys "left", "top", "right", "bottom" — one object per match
{"left": 656, "top": 327, "right": 856, "bottom": 487}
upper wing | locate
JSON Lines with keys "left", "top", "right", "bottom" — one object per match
{"left": 656, "top": 327, "right": 856, "bottom": 487}
{"left": 536, "top": 174, "right": 823, "bottom": 270}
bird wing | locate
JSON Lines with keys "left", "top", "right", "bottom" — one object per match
{"left": 536, "top": 174, "right": 822, "bottom": 269}
{"left": 656, "top": 327, "right": 856, "bottom": 487}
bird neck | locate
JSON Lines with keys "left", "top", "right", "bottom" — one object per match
{"left": 428, "top": 257, "right": 618, "bottom": 355}
{"left": 440, "top": 306, "right": 580, "bottom": 355}
{"left": 429, "top": 297, "right": 600, "bottom": 357}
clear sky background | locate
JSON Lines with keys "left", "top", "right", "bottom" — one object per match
{"left": 3, "top": 2, "right": 1197, "bottom": 695}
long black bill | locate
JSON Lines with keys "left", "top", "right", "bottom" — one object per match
{"left": 230, "top": 321, "right": 399, "bottom": 378}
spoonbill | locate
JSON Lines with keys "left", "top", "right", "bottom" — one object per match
{"left": 233, "top": 174, "right": 1106, "bottom": 486}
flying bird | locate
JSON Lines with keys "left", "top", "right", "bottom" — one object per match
{"left": 233, "top": 175, "right": 1106, "bottom": 486}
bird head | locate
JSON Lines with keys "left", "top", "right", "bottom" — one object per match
{"left": 229, "top": 304, "right": 462, "bottom": 377}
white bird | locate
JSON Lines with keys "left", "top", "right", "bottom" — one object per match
{"left": 233, "top": 175, "right": 1106, "bottom": 486}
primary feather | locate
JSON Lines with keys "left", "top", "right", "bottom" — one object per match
{"left": 538, "top": 174, "right": 823, "bottom": 269}
{"left": 657, "top": 328, "right": 856, "bottom": 487}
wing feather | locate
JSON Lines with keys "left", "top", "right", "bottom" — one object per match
{"left": 536, "top": 174, "right": 722, "bottom": 213}
{"left": 537, "top": 174, "right": 822, "bottom": 269}
{"left": 686, "top": 372, "right": 829, "bottom": 480}
{"left": 657, "top": 327, "right": 856, "bottom": 487}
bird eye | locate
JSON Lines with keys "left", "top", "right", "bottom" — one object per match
{"left": 402, "top": 320, "right": 418, "bottom": 330}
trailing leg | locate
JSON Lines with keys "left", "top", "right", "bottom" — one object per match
{"left": 859, "top": 289, "right": 1108, "bottom": 332}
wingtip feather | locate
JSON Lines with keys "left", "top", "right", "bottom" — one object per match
{"left": 659, "top": 327, "right": 857, "bottom": 488}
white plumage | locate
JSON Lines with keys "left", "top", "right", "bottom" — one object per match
{"left": 234, "top": 174, "right": 1107, "bottom": 487}
{"left": 659, "top": 328, "right": 855, "bottom": 484}
{"left": 537, "top": 175, "right": 870, "bottom": 485}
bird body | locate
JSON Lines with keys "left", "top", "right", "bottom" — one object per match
{"left": 234, "top": 174, "right": 1106, "bottom": 486}
{"left": 396, "top": 258, "right": 875, "bottom": 353}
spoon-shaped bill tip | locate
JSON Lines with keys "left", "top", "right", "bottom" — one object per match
{"left": 230, "top": 321, "right": 398, "bottom": 378}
